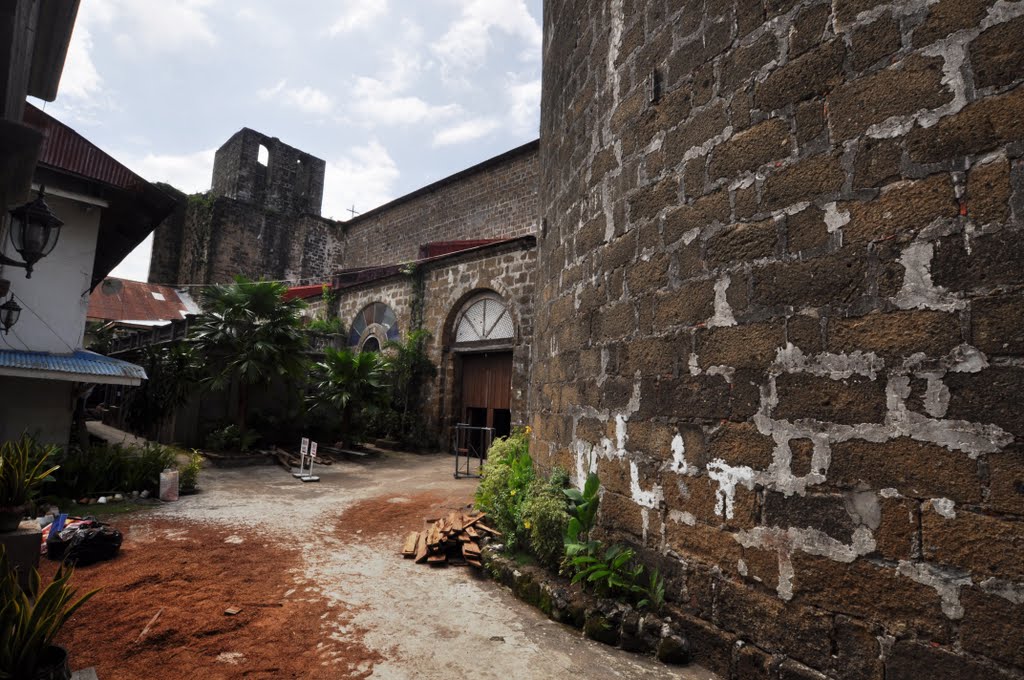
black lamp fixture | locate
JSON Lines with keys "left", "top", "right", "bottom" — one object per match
{"left": 1, "top": 187, "right": 64, "bottom": 279}
{"left": 0, "top": 296, "right": 21, "bottom": 335}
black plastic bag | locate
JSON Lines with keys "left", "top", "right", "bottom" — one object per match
{"left": 47, "top": 518, "right": 122, "bottom": 565}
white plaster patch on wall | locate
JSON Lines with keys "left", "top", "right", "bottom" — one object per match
{"left": 897, "top": 560, "right": 972, "bottom": 619}
{"left": 630, "top": 460, "right": 664, "bottom": 508}
{"left": 880, "top": 487, "right": 902, "bottom": 499}
{"left": 921, "top": 374, "right": 951, "bottom": 417}
{"left": 668, "top": 509, "right": 697, "bottom": 526}
{"left": 682, "top": 125, "right": 734, "bottom": 164}
{"left": 929, "top": 497, "right": 957, "bottom": 519}
{"left": 668, "top": 433, "right": 695, "bottom": 475}
{"left": 895, "top": 242, "right": 964, "bottom": 311}
{"left": 641, "top": 507, "right": 650, "bottom": 542}
{"left": 979, "top": 577, "right": 1024, "bottom": 605}
{"left": 734, "top": 525, "right": 876, "bottom": 600}
{"left": 773, "top": 343, "right": 885, "bottom": 380}
{"left": 823, "top": 202, "right": 851, "bottom": 232}
{"left": 944, "top": 344, "right": 988, "bottom": 373}
{"left": 706, "top": 459, "right": 755, "bottom": 518}
{"left": 709, "top": 275, "right": 737, "bottom": 328}
{"left": 918, "top": 41, "right": 968, "bottom": 128}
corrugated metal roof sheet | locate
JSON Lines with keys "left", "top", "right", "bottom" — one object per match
{"left": 23, "top": 104, "right": 145, "bottom": 190}
{"left": 0, "top": 349, "right": 147, "bottom": 383}
{"left": 283, "top": 283, "right": 333, "bottom": 301}
{"left": 87, "top": 278, "right": 198, "bottom": 323}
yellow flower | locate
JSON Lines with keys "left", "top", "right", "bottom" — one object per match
{"left": 510, "top": 489, "right": 517, "bottom": 496}
{"left": 523, "top": 520, "right": 532, "bottom": 529}
{"left": 525, "top": 426, "right": 532, "bottom": 435}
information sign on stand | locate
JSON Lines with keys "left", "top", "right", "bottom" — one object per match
{"left": 301, "top": 440, "right": 320, "bottom": 483}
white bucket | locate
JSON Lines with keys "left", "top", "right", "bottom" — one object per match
{"left": 159, "top": 469, "right": 179, "bottom": 502}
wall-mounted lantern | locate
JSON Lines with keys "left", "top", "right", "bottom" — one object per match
{"left": 0, "top": 296, "right": 21, "bottom": 335}
{"left": 1, "top": 187, "right": 64, "bottom": 279}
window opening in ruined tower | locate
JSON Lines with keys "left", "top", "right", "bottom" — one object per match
{"left": 349, "top": 302, "right": 399, "bottom": 350}
{"left": 453, "top": 293, "right": 515, "bottom": 439}
{"left": 257, "top": 144, "right": 269, "bottom": 166}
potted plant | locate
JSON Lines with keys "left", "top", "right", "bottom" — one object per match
{"left": 0, "top": 546, "right": 99, "bottom": 679}
{"left": 0, "top": 436, "right": 59, "bottom": 532}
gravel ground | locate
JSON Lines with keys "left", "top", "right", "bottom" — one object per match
{"left": 55, "top": 450, "right": 717, "bottom": 680}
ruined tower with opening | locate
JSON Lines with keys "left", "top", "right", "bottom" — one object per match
{"left": 148, "top": 129, "right": 340, "bottom": 286}
{"left": 533, "top": 1, "right": 1024, "bottom": 677}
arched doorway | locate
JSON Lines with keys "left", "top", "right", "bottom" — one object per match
{"left": 452, "top": 293, "right": 515, "bottom": 438}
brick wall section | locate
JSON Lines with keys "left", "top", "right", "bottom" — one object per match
{"left": 535, "top": 1, "right": 1024, "bottom": 678}
{"left": 164, "top": 196, "right": 346, "bottom": 285}
{"left": 340, "top": 142, "right": 539, "bottom": 269}
{"left": 333, "top": 239, "right": 536, "bottom": 445}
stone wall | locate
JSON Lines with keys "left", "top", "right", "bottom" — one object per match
{"left": 332, "top": 238, "right": 537, "bottom": 445}
{"left": 533, "top": 1, "right": 1024, "bottom": 678}
{"left": 340, "top": 141, "right": 540, "bottom": 269}
{"left": 164, "top": 195, "right": 345, "bottom": 286}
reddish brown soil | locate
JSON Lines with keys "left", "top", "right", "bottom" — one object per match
{"left": 41, "top": 519, "right": 382, "bottom": 679}
{"left": 334, "top": 491, "right": 476, "bottom": 540}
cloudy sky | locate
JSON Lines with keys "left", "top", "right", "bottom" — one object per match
{"left": 31, "top": 0, "right": 543, "bottom": 282}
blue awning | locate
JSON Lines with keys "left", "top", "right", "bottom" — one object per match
{"left": 0, "top": 349, "right": 147, "bottom": 386}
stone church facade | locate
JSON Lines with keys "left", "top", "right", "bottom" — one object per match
{"left": 149, "top": 133, "right": 539, "bottom": 445}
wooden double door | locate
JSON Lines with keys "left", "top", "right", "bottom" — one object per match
{"left": 459, "top": 351, "right": 513, "bottom": 438}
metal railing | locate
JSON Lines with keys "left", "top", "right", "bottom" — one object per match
{"left": 453, "top": 424, "right": 494, "bottom": 479}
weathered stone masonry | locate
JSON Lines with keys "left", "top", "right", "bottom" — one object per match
{"left": 533, "top": 1, "right": 1024, "bottom": 678}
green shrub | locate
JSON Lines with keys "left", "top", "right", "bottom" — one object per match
{"left": 0, "top": 436, "right": 59, "bottom": 510}
{"left": 46, "top": 442, "right": 176, "bottom": 498}
{"left": 474, "top": 428, "right": 534, "bottom": 551}
{"left": 205, "top": 424, "right": 260, "bottom": 452}
{"left": 178, "top": 450, "right": 203, "bottom": 491}
{"left": 520, "top": 473, "right": 570, "bottom": 569}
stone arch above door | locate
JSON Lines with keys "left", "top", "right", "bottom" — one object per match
{"left": 452, "top": 292, "right": 515, "bottom": 349}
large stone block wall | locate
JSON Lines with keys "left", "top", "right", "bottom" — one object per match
{"left": 340, "top": 142, "right": 540, "bottom": 269}
{"left": 533, "top": 1, "right": 1024, "bottom": 678}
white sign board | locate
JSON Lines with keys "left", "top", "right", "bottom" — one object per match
{"left": 310, "top": 441, "right": 318, "bottom": 458}
{"left": 300, "top": 437, "right": 309, "bottom": 456}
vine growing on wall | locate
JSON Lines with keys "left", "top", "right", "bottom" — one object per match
{"left": 402, "top": 262, "right": 426, "bottom": 332}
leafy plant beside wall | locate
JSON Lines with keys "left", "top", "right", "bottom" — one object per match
{"left": 476, "top": 437, "right": 664, "bottom": 611}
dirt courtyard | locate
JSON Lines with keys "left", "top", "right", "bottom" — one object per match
{"left": 48, "top": 451, "right": 716, "bottom": 679}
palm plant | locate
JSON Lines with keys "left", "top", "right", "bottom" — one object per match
{"left": 0, "top": 546, "right": 99, "bottom": 678}
{"left": 308, "top": 347, "right": 389, "bottom": 447}
{"left": 190, "top": 277, "right": 309, "bottom": 440}
{"left": 125, "top": 342, "right": 203, "bottom": 439}
{"left": 0, "top": 436, "right": 59, "bottom": 520}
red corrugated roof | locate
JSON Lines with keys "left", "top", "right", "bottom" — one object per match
{"left": 24, "top": 103, "right": 146, "bottom": 190}
{"left": 283, "top": 283, "right": 333, "bottom": 301}
{"left": 87, "top": 278, "right": 195, "bottom": 323}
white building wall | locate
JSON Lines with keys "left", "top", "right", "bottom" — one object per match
{"left": 2, "top": 194, "right": 99, "bottom": 354}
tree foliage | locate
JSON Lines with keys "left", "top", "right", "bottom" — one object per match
{"left": 308, "top": 347, "right": 389, "bottom": 446}
{"left": 189, "top": 277, "right": 309, "bottom": 435}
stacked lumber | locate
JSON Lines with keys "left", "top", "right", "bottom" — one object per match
{"left": 401, "top": 510, "right": 502, "bottom": 568}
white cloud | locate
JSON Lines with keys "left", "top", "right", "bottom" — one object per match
{"left": 432, "top": 117, "right": 501, "bottom": 147}
{"left": 328, "top": 0, "right": 389, "bottom": 36}
{"left": 322, "top": 140, "right": 400, "bottom": 219}
{"left": 91, "top": 0, "right": 217, "bottom": 55}
{"left": 506, "top": 75, "right": 540, "bottom": 135}
{"left": 113, "top": 148, "right": 216, "bottom": 193}
{"left": 351, "top": 76, "right": 459, "bottom": 126}
{"left": 432, "top": 0, "right": 541, "bottom": 84}
{"left": 258, "top": 80, "right": 333, "bottom": 115}
{"left": 58, "top": 21, "right": 103, "bottom": 101}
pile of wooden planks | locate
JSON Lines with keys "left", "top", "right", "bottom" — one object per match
{"left": 401, "top": 510, "right": 502, "bottom": 568}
